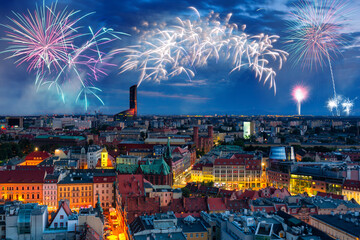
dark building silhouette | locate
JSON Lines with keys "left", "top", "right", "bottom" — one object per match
{"left": 114, "top": 85, "right": 137, "bottom": 120}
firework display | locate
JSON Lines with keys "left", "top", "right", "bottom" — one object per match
{"left": 327, "top": 96, "right": 355, "bottom": 116}
{"left": 2, "top": 1, "right": 127, "bottom": 110}
{"left": 286, "top": 0, "right": 352, "bottom": 115}
{"left": 114, "top": 7, "right": 288, "bottom": 93}
{"left": 292, "top": 86, "right": 308, "bottom": 115}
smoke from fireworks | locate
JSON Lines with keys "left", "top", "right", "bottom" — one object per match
{"left": 292, "top": 86, "right": 308, "bottom": 115}
{"left": 286, "top": 0, "right": 351, "bottom": 115}
{"left": 2, "top": 1, "right": 127, "bottom": 110}
{"left": 114, "top": 7, "right": 288, "bottom": 93}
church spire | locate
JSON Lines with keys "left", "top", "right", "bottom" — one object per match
{"left": 95, "top": 193, "right": 103, "bottom": 214}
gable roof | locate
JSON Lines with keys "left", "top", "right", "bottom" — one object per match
{"left": 208, "top": 198, "right": 227, "bottom": 212}
{"left": 49, "top": 200, "right": 73, "bottom": 226}
{"left": 0, "top": 170, "right": 46, "bottom": 183}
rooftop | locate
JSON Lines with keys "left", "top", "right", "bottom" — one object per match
{"left": 311, "top": 214, "right": 360, "bottom": 237}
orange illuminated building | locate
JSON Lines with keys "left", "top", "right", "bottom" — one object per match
{"left": 0, "top": 170, "right": 46, "bottom": 204}
{"left": 57, "top": 172, "right": 94, "bottom": 210}
{"left": 19, "top": 151, "right": 51, "bottom": 166}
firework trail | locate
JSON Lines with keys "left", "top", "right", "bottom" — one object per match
{"left": 2, "top": 1, "right": 127, "bottom": 110}
{"left": 286, "top": 0, "right": 350, "bottom": 116}
{"left": 114, "top": 7, "right": 288, "bottom": 93}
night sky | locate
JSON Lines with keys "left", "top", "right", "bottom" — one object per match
{"left": 0, "top": 0, "right": 359, "bottom": 116}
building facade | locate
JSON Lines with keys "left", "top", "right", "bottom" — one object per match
{"left": 213, "top": 155, "right": 262, "bottom": 190}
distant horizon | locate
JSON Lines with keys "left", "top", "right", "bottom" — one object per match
{"left": 2, "top": 114, "right": 360, "bottom": 119}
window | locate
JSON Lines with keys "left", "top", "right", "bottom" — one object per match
{"left": 60, "top": 222, "right": 64, "bottom": 228}
{"left": 201, "top": 233, "right": 204, "bottom": 237}
{"left": 60, "top": 215, "right": 64, "bottom": 219}
{"left": 190, "top": 234, "right": 193, "bottom": 238}
{"left": 54, "top": 223, "right": 58, "bottom": 228}
{"left": 196, "top": 233, "right": 198, "bottom": 238}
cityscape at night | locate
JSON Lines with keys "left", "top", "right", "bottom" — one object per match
{"left": 1, "top": 0, "right": 360, "bottom": 239}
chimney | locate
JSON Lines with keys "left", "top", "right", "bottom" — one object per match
{"left": 208, "top": 126, "right": 213, "bottom": 139}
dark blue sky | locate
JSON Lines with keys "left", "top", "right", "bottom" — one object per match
{"left": 0, "top": 0, "right": 359, "bottom": 116}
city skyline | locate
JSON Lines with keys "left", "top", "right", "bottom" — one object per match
{"left": 0, "top": 0, "right": 360, "bottom": 116}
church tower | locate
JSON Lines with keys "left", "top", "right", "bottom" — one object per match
{"left": 101, "top": 148, "right": 108, "bottom": 168}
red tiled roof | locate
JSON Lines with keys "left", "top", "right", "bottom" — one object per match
{"left": 117, "top": 174, "right": 145, "bottom": 198}
{"left": 232, "top": 154, "right": 255, "bottom": 159}
{"left": 191, "top": 162, "right": 213, "bottom": 171}
{"left": 126, "top": 196, "right": 160, "bottom": 223}
{"left": 184, "top": 197, "right": 207, "bottom": 212}
{"left": 93, "top": 176, "right": 116, "bottom": 183}
{"left": 343, "top": 180, "right": 360, "bottom": 190}
{"left": 316, "top": 192, "right": 344, "bottom": 200}
{"left": 214, "top": 158, "right": 261, "bottom": 166}
{"left": 6, "top": 165, "right": 54, "bottom": 174}
{"left": 208, "top": 198, "right": 227, "bottom": 211}
{"left": 0, "top": 170, "right": 46, "bottom": 183}
{"left": 25, "top": 151, "right": 51, "bottom": 161}
{"left": 173, "top": 147, "right": 188, "bottom": 155}
{"left": 238, "top": 190, "right": 257, "bottom": 200}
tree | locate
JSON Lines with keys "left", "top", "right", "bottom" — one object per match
{"left": 233, "top": 137, "right": 244, "bottom": 147}
{"left": 301, "top": 157, "right": 314, "bottom": 162}
{"left": 18, "top": 139, "right": 34, "bottom": 155}
{"left": 181, "top": 187, "right": 191, "bottom": 198}
{"left": 202, "top": 181, "right": 214, "bottom": 187}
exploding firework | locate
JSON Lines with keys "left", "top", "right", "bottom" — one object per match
{"left": 341, "top": 98, "right": 354, "bottom": 116}
{"left": 292, "top": 86, "right": 308, "bottom": 115}
{"left": 286, "top": 0, "right": 351, "bottom": 115}
{"left": 2, "top": 1, "right": 127, "bottom": 110}
{"left": 327, "top": 96, "right": 341, "bottom": 114}
{"left": 114, "top": 7, "right": 288, "bottom": 93}
{"left": 326, "top": 95, "right": 356, "bottom": 116}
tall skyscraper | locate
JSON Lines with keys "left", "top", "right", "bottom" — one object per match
{"left": 114, "top": 85, "right": 138, "bottom": 120}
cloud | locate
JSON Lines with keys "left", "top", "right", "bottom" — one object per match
{"left": 166, "top": 79, "right": 207, "bottom": 87}
{"left": 138, "top": 90, "right": 210, "bottom": 101}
